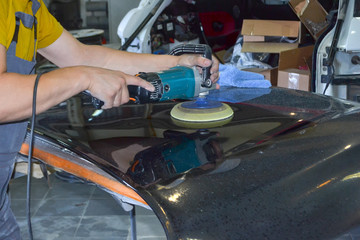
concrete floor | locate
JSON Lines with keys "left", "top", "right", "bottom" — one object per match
{"left": 9, "top": 173, "right": 166, "bottom": 240}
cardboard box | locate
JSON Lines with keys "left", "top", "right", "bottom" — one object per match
{"left": 278, "top": 44, "right": 313, "bottom": 70}
{"left": 241, "top": 19, "right": 300, "bottom": 38}
{"left": 241, "top": 19, "right": 301, "bottom": 53}
{"left": 243, "top": 35, "right": 265, "bottom": 42}
{"left": 278, "top": 69, "right": 310, "bottom": 91}
{"left": 277, "top": 45, "right": 314, "bottom": 91}
{"left": 289, "top": 0, "right": 328, "bottom": 40}
{"left": 214, "top": 49, "right": 232, "bottom": 63}
{"left": 244, "top": 68, "right": 278, "bottom": 87}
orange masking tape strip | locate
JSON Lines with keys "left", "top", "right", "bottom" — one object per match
{"left": 20, "top": 143, "right": 147, "bottom": 206}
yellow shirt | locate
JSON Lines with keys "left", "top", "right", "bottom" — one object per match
{"left": 0, "top": 0, "right": 63, "bottom": 61}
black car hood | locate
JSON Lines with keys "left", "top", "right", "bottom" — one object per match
{"left": 34, "top": 87, "right": 360, "bottom": 239}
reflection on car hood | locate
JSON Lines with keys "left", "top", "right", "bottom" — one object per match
{"left": 34, "top": 87, "right": 360, "bottom": 239}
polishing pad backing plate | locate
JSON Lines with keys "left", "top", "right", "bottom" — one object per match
{"left": 170, "top": 101, "right": 234, "bottom": 124}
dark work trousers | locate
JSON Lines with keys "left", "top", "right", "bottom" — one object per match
{"left": 0, "top": 164, "right": 21, "bottom": 240}
{"left": 0, "top": 0, "right": 41, "bottom": 239}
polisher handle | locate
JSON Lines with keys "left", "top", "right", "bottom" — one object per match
{"left": 168, "top": 44, "right": 213, "bottom": 88}
{"left": 83, "top": 91, "right": 104, "bottom": 109}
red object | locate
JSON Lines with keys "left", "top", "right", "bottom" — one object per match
{"left": 299, "top": 65, "right": 309, "bottom": 71}
{"left": 101, "top": 37, "right": 107, "bottom": 45}
{"left": 198, "top": 11, "right": 240, "bottom": 51}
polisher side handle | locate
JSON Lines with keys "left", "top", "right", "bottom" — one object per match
{"left": 92, "top": 96, "right": 104, "bottom": 109}
{"left": 83, "top": 90, "right": 104, "bottom": 109}
{"left": 168, "top": 44, "right": 213, "bottom": 88}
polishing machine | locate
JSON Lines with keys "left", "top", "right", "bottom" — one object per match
{"left": 90, "top": 43, "right": 234, "bottom": 126}
{"left": 92, "top": 44, "right": 214, "bottom": 108}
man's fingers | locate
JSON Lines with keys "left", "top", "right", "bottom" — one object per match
{"left": 189, "top": 56, "right": 212, "bottom": 68}
{"left": 126, "top": 75, "right": 155, "bottom": 92}
{"left": 198, "top": 57, "right": 212, "bottom": 68}
{"left": 210, "top": 71, "right": 220, "bottom": 83}
{"left": 178, "top": 55, "right": 210, "bottom": 68}
{"left": 210, "top": 56, "right": 219, "bottom": 73}
{"left": 114, "top": 87, "right": 129, "bottom": 107}
{"left": 210, "top": 56, "right": 219, "bottom": 83}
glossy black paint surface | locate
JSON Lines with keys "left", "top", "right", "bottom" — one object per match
{"left": 35, "top": 87, "right": 360, "bottom": 239}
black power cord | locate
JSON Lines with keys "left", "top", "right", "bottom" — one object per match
{"left": 27, "top": 72, "right": 44, "bottom": 240}
{"left": 198, "top": 20, "right": 224, "bottom": 65}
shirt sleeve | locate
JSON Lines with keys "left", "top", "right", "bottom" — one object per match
{"left": 0, "top": 1, "right": 10, "bottom": 48}
{"left": 36, "top": 0, "right": 64, "bottom": 49}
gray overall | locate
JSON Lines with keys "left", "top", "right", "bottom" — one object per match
{"left": 0, "top": 0, "right": 40, "bottom": 239}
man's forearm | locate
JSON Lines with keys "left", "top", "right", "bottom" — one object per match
{"left": 0, "top": 68, "right": 87, "bottom": 123}
{"left": 79, "top": 44, "right": 180, "bottom": 75}
{"left": 38, "top": 30, "right": 216, "bottom": 80}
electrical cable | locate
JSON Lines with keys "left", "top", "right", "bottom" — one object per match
{"left": 27, "top": 72, "right": 44, "bottom": 240}
{"left": 197, "top": 19, "right": 224, "bottom": 64}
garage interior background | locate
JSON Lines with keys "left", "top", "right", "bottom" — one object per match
{"left": 44, "top": 0, "right": 334, "bottom": 47}
{"left": 41, "top": 0, "right": 336, "bottom": 95}
{"left": 47, "top": 0, "right": 249, "bottom": 45}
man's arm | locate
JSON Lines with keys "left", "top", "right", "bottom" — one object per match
{"left": 38, "top": 30, "right": 219, "bottom": 81}
{"left": 0, "top": 30, "right": 219, "bottom": 123}
{"left": 0, "top": 42, "right": 154, "bottom": 123}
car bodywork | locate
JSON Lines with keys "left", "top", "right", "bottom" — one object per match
{"left": 20, "top": 87, "right": 360, "bottom": 239}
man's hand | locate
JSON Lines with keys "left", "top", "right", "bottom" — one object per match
{"left": 84, "top": 67, "right": 155, "bottom": 109}
{"left": 177, "top": 54, "right": 220, "bottom": 85}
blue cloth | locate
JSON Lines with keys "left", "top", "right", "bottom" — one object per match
{"left": 218, "top": 64, "right": 271, "bottom": 88}
{"left": 208, "top": 86, "right": 271, "bottom": 103}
